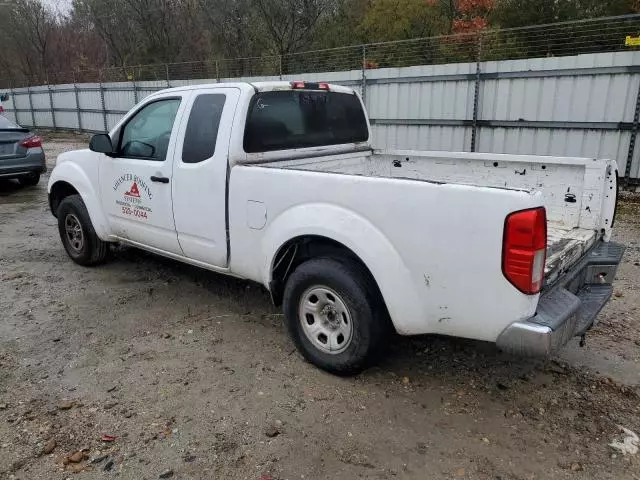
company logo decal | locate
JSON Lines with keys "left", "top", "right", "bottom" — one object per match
{"left": 113, "top": 174, "right": 153, "bottom": 220}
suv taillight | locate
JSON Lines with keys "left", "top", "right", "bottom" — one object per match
{"left": 502, "top": 207, "right": 547, "bottom": 294}
{"left": 20, "top": 135, "right": 42, "bottom": 148}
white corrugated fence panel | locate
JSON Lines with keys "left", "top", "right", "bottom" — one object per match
{"left": 52, "top": 90, "right": 77, "bottom": 110}
{"left": 481, "top": 72, "right": 639, "bottom": 123}
{"left": 477, "top": 128, "right": 629, "bottom": 160}
{"left": 34, "top": 111, "right": 53, "bottom": 127}
{"left": 80, "top": 112, "right": 105, "bottom": 132}
{"left": 3, "top": 51, "right": 640, "bottom": 179}
{"left": 54, "top": 111, "right": 79, "bottom": 129}
{"left": 106, "top": 113, "right": 122, "bottom": 130}
{"left": 31, "top": 91, "right": 50, "bottom": 109}
{"left": 77, "top": 87, "right": 101, "bottom": 110}
{"left": 104, "top": 89, "right": 135, "bottom": 113}
{"left": 372, "top": 124, "right": 472, "bottom": 152}
{"left": 631, "top": 136, "right": 640, "bottom": 179}
{"left": 3, "top": 110, "right": 18, "bottom": 124}
{"left": 12, "top": 93, "right": 29, "bottom": 110}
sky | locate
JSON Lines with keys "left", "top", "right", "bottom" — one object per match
{"left": 43, "top": 0, "right": 72, "bottom": 15}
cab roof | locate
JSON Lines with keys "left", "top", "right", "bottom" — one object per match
{"left": 149, "top": 81, "right": 356, "bottom": 96}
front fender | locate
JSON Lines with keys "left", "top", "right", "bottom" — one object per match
{"left": 260, "top": 203, "right": 424, "bottom": 334}
{"left": 48, "top": 160, "right": 109, "bottom": 241}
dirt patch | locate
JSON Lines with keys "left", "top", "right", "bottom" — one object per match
{"left": 0, "top": 137, "right": 638, "bottom": 479}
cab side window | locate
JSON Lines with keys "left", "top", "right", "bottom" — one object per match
{"left": 182, "top": 94, "right": 226, "bottom": 163}
{"left": 119, "top": 98, "right": 181, "bottom": 161}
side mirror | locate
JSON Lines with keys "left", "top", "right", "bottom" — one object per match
{"left": 89, "top": 134, "right": 114, "bottom": 155}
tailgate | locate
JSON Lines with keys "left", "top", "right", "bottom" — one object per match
{"left": 545, "top": 224, "right": 598, "bottom": 285}
{"left": 542, "top": 158, "right": 619, "bottom": 286}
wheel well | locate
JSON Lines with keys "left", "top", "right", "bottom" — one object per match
{"left": 269, "top": 235, "right": 383, "bottom": 308}
{"left": 49, "top": 181, "right": 79, "bottom": 217}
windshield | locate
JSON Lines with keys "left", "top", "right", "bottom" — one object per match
{"left": 0, "top": 116, "right": 22, "bottom": 130}
{"left": 243, "top": 90, "right": 369, "bottom": 153}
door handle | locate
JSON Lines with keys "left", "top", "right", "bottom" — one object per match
{"left": 150, "top": 175, "right": 169, "bottom": 184}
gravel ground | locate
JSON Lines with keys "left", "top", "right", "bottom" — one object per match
{"left": 0, "top": 134, "right": 638, "bottom": 480}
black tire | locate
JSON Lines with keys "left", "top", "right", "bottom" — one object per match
{"left": 57, "top": 194, "right": 109, "bottom": 266}
{"left": 283, "top": 257, "right": 389, "bottom": 375}
{"left": 18, "top": 173, "right": 40, "bottom": 186}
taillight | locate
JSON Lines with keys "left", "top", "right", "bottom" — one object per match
{"left": 502, "top": 207, "right": 547, "bottom": 294}
{"left": 20, "top": 135, "right": 42, "bottom": 148}
{"left": 0, "top": 105, "right": 4, "bottom": 113}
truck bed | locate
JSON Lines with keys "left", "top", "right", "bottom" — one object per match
{"left": 546, "top": 223, "right": 597, "bottom": 284}
{"left": 255, "top": 149, "right": 615, "bottom": 283}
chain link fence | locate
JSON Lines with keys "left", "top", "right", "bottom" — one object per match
{"left": 1, "top": 14, "right": 640, "bottom": 88}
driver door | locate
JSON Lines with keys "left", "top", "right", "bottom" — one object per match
{"left": 99, "top": 95, "right": 186, "bottom": 254}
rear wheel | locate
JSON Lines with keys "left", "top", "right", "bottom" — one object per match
{"left": 18, "top": 173, "right": 40, "bottom": 186}
{"left": 57, "top": 195, "right": 109, "bottom": 266}
{"left": 283, "top": 257, "right": 389, "bottom": 375}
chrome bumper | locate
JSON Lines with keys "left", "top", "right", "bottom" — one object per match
{"left": 496, "top": 241, "right": 625, "bottom": 357}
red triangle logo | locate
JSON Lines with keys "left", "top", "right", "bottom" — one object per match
{"left": 125, "top": 182, "right": 140, "bottom": 197}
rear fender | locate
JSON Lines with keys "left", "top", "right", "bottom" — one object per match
{"left": 261, "top": 203, "right": 423, "bottom": 334}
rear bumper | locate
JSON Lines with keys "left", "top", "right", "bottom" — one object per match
{"left": 496, "top": 241, "right": 625, "bottom": 357}
{"left": 0, "top": 150, "right": 47, "bottom": 178}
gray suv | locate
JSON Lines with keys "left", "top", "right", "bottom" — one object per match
{"left": 0, "top": 116, "right": 46, "bottom": 186}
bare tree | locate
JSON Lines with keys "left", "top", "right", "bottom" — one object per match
{"left": 195, "top": 0, "right": 260, "bottom": 58}
{"left": 251, "top": 0, "right": 334, "bottom": 57}
{"left": 4, "top": 0, "right": 54, "bottom": 82}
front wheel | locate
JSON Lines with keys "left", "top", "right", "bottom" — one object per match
{"left": 57, "top": 195, "right": 109, "bottom": 266}
{"left": 283, "top": 257, "right": 389, "bottom": 375}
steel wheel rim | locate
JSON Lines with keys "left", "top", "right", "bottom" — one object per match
{"left": 298, "top": 286, "right": 353, "bottom": 355}
{"left": 64, "top": 214, "right": 84, "bottom": 253}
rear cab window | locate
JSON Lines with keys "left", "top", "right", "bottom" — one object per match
{"left": 243, "top": 90, "right": 368, "bottom": 153}
{"left": 182, "top": 94, "right": 226, "bottom": 163}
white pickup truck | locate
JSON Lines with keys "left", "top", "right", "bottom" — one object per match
{"left": 48, "top": 81, "right": 624, "bottom": 374}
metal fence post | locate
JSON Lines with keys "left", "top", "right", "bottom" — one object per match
{"left": 361, "top": 45, "right": 367, "bottom": 107}
{"left": 46, "top": 75, "right": 57, "bottom": 130}
{"left": 99, "top": 70, "right": 108, "bottom": 132}
{"left": 470, "top": 33, "right": 483, "bottom": 152}
{"left": 27, "top": 84, "right": 36, "bottom": 128}
{"left": 215, "top": 60, "right": 220, "bottom": 82}
{"left": 624, "top": 76, "right": 640, "bottom": 182}
{"left": 132, "top": 68, "right": 139, "bottom": 105}
{"left": 8, "top": 83, "right": 16, "bottom": 124}
{"left": 279, "top": 55, "right": 283, "bottom": 80}
{"left": 165, "top": 64, "right": 170, "bottom": 87}
{"left": 72, "top": 71, "right": 82, "bottom": 131}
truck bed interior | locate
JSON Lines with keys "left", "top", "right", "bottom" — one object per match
{"left": 256, "top": 149, "right": 608, "bottom": 284}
